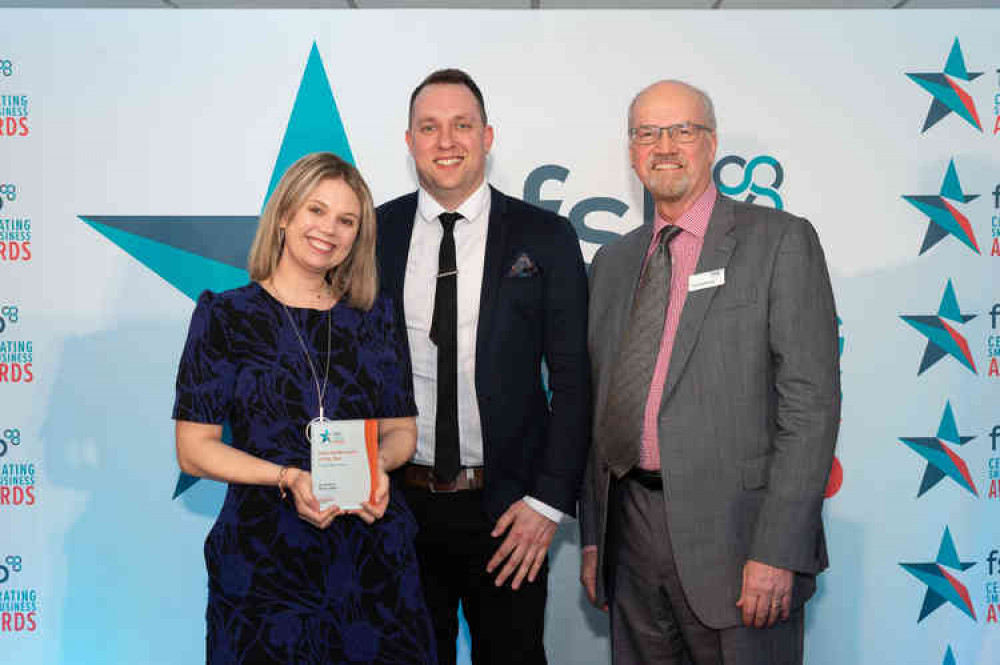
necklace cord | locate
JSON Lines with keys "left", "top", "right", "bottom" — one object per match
{"left": 269, "top": 281, "right": 333, "bottom": 428}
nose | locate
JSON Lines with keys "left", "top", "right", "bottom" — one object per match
{"left": 438, "top": 125, "right": 455, "bottom": 148}
{"left": 655, "top": 128, "right": 678, "bottom": 149}
{"left": 332, "top": 216, "right": 350, "bottom": 236}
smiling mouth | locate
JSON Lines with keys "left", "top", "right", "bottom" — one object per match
{"left": 652, "top": 162, "right": 683, "bottom": 171}
{"left": 307, "top": 237, "right": 335, "bottom": 253}
{"left": 434, "top": 157, "right": 463, "bottom": 166}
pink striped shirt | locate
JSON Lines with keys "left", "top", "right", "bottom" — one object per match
{"left": 639, "top": 185, "right": 717, "bottom": 470}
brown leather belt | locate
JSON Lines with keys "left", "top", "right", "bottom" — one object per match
{"left": 402, "top": 464, "right": 485, "bottom": 493}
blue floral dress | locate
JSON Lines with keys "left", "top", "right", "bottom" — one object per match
{"left": 173, "top": 283, "right": 436, "bottom": 665}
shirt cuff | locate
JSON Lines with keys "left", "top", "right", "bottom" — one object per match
{"left": 523, "top": 496, "right": 567, "bottom": 523}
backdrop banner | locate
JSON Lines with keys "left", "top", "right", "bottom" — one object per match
{"left": 1, "top": 9, "right": 998, "bottom": 665}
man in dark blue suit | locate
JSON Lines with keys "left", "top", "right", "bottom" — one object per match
{"left": 376, "top": 69, "right": 590, "bottom": 665}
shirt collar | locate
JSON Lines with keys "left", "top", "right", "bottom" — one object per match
{"left": 653, "top": 183, "right": 716, "bottom": 240}
{"left": 417, "top": 180, "right": 490, "bottom": 226}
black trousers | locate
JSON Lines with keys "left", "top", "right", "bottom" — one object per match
{"left": 401, "top": 486, "right": 548, "bottom": 665}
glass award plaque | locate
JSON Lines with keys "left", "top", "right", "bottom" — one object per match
{"left": 309, "top": 418, "right": 378, "bottom": 511}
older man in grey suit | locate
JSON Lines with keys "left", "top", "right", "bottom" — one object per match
{"left": 579, "top": 80, "right": 840, "bottom": 665}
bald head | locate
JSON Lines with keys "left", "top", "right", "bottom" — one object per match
{"left": 628, "top": 80, "right": 716, "bottom": 131}
{"left": 627, "top": 79, "right": 719, "bottom": 220}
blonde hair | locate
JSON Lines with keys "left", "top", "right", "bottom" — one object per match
{"left": 248, "top": 152, "right": 378, "bottom": 311}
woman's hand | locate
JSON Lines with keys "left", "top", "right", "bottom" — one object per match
{"left": 344, "top": 415, "right": 413, "bottom": 525}
{"left": 285, "top": 467, "right": 340, "bottom": 529}
{"left": 350, "top": 458, "right": 390, "bottom": 524}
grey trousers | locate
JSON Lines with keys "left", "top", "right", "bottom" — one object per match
{"left": 607, "top": 477, "right": 804, "bottom": 665}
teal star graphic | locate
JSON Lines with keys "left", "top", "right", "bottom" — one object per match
{"left": 321, "top": 430, "right": 331, "bottom": 443}
{"left": 902, "top": 159, "right": 980, "bottom": 256}
{"left": 900, "top": 527, "right": 977, "bottom": 623}
{"left": 900, "top": 279, "right": 977, "bottom": 375}
{"left": 943, "top": 646, "right": 957, "bottom": 665}
{"left": 899, "top": 401, "right": 977, "bottom": 498}
{"left": 906, "top": 37, "right": 983, "bottom": 133}
{"left": 78, "top": 43, "right": 356, "bottom": 498}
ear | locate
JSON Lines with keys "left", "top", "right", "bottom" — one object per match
{"left": 482, "top": 124, "right": 494, "bottom": 153}
{"left": 405, "top": 128, "right": 414, "bottom": 155}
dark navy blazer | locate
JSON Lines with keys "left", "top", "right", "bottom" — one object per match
{"left": 376, "top": 186, "right": 591, "bottom": 520}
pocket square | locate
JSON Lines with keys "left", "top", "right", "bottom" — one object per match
{"left": 507, "top": 252, "right": 540, "bottom": 278}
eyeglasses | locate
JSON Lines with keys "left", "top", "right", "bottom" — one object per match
{"left": 628, "top": 123, "right": 715, "bottom": 145}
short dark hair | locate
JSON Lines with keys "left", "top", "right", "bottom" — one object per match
{"left": 408, "top": 68, "right": 488, "bottom": 126}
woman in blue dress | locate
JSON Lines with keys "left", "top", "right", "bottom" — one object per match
{"left": 173, "top": 152, "right": 436, "bottom": 665}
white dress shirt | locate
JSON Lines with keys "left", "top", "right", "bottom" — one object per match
{"left": 403, "top": 181, "right": 564, "bottom": 523}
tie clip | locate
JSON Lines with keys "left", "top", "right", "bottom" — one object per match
{"left": 437, "top": 270, "right": 458, "bottom": 278}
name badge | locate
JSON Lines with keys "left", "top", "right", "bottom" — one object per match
{"left": 688, "top": 269, "right": 725, "bottom": 292}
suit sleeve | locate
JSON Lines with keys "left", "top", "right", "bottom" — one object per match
{"left": 578, "top": 394, "right": 600, "bottom": 546}
{"left": 578, "top": 246, "right": 607, "bottom": 547}
{"left": 530, "top": 216, "right": 592, "bottom": 517}
{"left": 749, "top": 218, "right": 840, "bottom": 573}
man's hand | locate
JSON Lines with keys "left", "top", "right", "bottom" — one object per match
{"left": 579, "top": 548, "right": 608, "bottom": 611}
{"left": 486, "top": 500, "right": 557, "bottom": 590}
{"left": 736, "top": 560, "right": 794, "bottom": 628}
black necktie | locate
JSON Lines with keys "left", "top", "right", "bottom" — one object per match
{"left": 430, "top": 212, "right": 462, "bottom": 482}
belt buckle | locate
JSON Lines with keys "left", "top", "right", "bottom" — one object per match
{"left": 427, "top": 470, "right": 460, "bottom": 494}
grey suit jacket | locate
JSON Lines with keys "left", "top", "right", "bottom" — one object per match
{"left": 580, "top": 193, "right": 840, "bottom": 629}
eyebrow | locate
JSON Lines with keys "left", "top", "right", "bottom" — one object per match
{"left": 306, "top": 198, "right": 354, "bottom": 212}
{"left": 414, "top": 113, "right": 477, "bottom": 123}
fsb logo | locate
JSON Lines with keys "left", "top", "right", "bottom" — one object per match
{"left": 0, "top": 183, "right": 14, "bottom": 212}
{"left": 0, "top": 305, "right": 18, "bottom": 334}
{"left": 0, "top": 462, "right": 35, "bottom": 506}
{"left": 713, "top": 155, "right": 784, "bottom": 210}
{"left": 0, "top": 428, "right": 20, "bottom": 458}
{"left": 0, "top": 186, "right": 30, "bottom": 262}
{"left": 986, "top": 549, "right": 1000, "bottom": 622}
{"left": 0, "top": 95, "right": 29, "bottom": 138}
{"left": 0, "top": 304, "right": 32, "bottom": 383}
{"left": 993, "top": 184, "right": 1000, "bottom": 256}
{"left": 0, "top": 554, "right": 37, "bottom": 634}
{"left": 988, "top": 425, "right": 1000, "bottom": 501}
{"left": 523, "top": 154, "right": 786, "bottom": 254}
{"left": 0, "top": 555, "right": 21, "bottom": 584}
{"left": 989, "top": 304, "right": 1000, "bottom": 378}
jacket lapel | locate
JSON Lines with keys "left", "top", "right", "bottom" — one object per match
{"left": 475, "top": 187, "right": 511, "bottom": 384}
{"left": 659, "top": 194, "right": 737, "bottom": 406}
{"left": 599, "top": 224, "right": 653, "bottom": 370}
{"left": 591, "top": 224, "right": 653, "bottom": 431}
{"left": 381, "top": 193, "right": 418, "bottom": 315}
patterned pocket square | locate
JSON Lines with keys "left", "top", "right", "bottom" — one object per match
{"left": 507, "top": 252, "right": 540, "bottom": 277}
